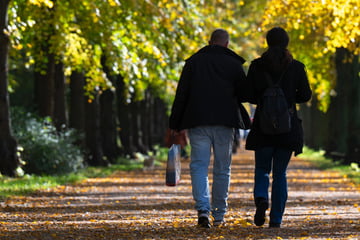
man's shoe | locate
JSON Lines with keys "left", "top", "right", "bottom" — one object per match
{"left": 198, "top": 211, "right": 211, "bottom": 228}
{"left": 254, "top": 198, "right": 268, "bottom": 226}
{"left": 213, "top": 219, "right": 225, "bottom": 227}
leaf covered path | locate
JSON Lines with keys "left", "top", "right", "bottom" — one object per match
{"left": 1, "top": 147, "right": 359, "bottom": 240}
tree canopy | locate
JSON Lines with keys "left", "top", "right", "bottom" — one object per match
{"left": 8, "top": 0, "right": 262, "bottom": 105}
{"left": 6, "top": 0, "right": 360, "bottom": 110}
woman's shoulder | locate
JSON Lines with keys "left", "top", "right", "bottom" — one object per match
{"left": 290, "top": 59, "right": 306, "bottom": 69}
{"left": 250, "top": 57, "right": 263, "bottom": 65}
{"left": 249, "top": 58, "right": 265, "bottom": 70}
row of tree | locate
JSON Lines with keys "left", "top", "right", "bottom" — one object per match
{"left": 1, "top": 0, "right": 264, "bottom": 176}
{"left": 0, "top": 0, "right": 359, "bottom": 176}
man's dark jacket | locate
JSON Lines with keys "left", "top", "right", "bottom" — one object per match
{"left": 169, "top": 45, "right": 249, "bottom": 131}
{"left": 245, "top": 58, "right": 312, "bottom": 155}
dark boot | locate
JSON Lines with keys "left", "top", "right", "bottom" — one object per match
{"left": 198, "top": 210, "right": 211, "bottom": 228}
{"left": 254, "top": 197, "right": 269, "bottom": 226}
{"left": 269, "top": 222, "right": 281, "bottom": 228}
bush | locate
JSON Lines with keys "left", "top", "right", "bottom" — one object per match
{"left": 11, "top": 107, "right": 84, "bottom": 175}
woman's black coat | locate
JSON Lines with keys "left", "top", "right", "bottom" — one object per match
{"left": 245, "top": 58, "right": 312, "bottom": 155}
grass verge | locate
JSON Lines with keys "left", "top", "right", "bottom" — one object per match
{"left": 0, "top": 149, "right": 168, "bottom": 201}
{"left": 298, "top": 146, "right": 360, "bottom": 185}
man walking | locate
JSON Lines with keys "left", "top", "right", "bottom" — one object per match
{"left": 169, "top": 29, "right": 249, "bottom": 228}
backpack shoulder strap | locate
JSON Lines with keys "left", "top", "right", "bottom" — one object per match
{"left": 275, "top": 61, "right": 294, "bottom": 85}
{"left": 265, "top": 67, "right": 288, "bottom": 87}
{"left": 264, "top": 72, "right": 274, "bottom": 87}
{"left": 275, "top": 70, "right": 287, "bottom": 85}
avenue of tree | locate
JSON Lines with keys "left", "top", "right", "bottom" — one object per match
{"left": 0, "top": 0, "right": 359, "bottom": 176}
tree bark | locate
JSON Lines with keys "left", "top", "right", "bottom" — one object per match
{"left": 345, "top": 53, "right": 360, "bottom": 164}
{"left": 147, "top": 93, "right": 155, "bottom": 150}
{"left": 34, "top": 52, "right": 55, "bottom": 119}
{"left": 100, "top": 55, "right": 119, "bottom": 163}
{"left": 54, "top": 62, "right": 67, "bottom": 130}
{"left": 100, "top": 89, "right": 119, "bottom": 163}
{"left": 0, "top": 0, "right": 20, "bottom": 176}
{"left": 69, "top": 71, "right": 85, "bottom": 131}
{"left": 85, "top": 93, "right": 106, "bottom": 166}
{"left": 140, "top": 91, "right": 151, "bottom": 152}
{"left": 115, "top": 75, "right": 135, "bottom": 157}
{"left": 131, "top": 100, "right": 147, "bottom": 153}
{"left": 153, "top": 97, "right": 168, "bottom": 147}
{"left": 326, "top": 48, "right": 351, "bottom": 162}
{"left": 299, "top": 98, "right": 329, "bottom": 150}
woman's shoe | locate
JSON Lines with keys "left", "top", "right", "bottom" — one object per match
{"left": 269, "top": 222, "right": 281, "bottom": 228}
{"left": 254, "top": 198, "right": 268, "bottom": 226}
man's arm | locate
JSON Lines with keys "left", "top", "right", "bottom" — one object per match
{"left": 169, "top": 62, "right": 191, "bottom": 130}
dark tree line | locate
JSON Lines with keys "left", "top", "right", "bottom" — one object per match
{"left": 300, "top": 48, "right": 360, "bottom": 164}
{"left": 35, "top": 59, "right": 169, "bottom": 167}
{"left": 1, "top": 0, "right": 169, "bottom": 176}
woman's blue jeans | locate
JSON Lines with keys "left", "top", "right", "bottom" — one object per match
{"left": 188, "top": 126, "right": 234, "bottom": 221}
{"left": 254, "top": 147, "right": 292, "bottom": 224}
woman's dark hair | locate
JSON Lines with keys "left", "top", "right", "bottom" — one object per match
{"left": 262, "top": 27, "right": 293, "bottom": 73}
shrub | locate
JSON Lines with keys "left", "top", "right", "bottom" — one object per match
{"left": 11, "top": 107, "right": 84, "bottom": 175}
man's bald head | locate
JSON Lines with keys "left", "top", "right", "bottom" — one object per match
{"left": 209, "top": 29, "right": 229, "bottom": 47}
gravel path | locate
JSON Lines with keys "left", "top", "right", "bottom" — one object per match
{"left": 1, "top": 146, "right": 359, "bottom": 239}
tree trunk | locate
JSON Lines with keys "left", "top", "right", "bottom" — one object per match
{"left": 131, "top": 100, "right": 147, "bottom": 153}
{"left": 100, "top": 89, "right": 119, "bottom": 163}
{"left": 100, "top": 55, "right": 119, "bottom": 163}
{"left": 34, "top": 53, "right": 55, "bottom": 119}
{"left": 115, "top": 75, "right": 135, "bottom": 157}
{"left": 69, "top": 71, "right": 85, "bottom": 131}
{"left": 147, "top": 93, "right": 155, "bottom": 150}
{"left": 153, "top": 97, "right": 168, "bottom": 147}
{"left": 33, "top": 3, "right": 57, "bottom": 120}
{"left": 299, "top": 98, "right": 329, "bottom": 150}
{"left": 85, "top": 93, "right": 106, "bottom": 166}
{"left": 53, "top": 62, "right": 67, "bottom": 130}
{"left": 0, "top": 0, "right": 20, "bottom": 176}
{"left": 141, "top": 91, "right": 151, "bottom": 152}
{"left": 299, "top": 103, "right": 312, "bottom": 148}
{"left": 325, "top": 48, "right": 351, "bottom": 162}
{"left": 69, "top": 70, "right": 86, "bottom": 152}
{"left": 345, "top": 53, "right": 360, "bottom": 164}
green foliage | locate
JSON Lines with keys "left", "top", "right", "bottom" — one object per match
{"left": 0, "top": 156, "right": 145, "bottom": 200}
{"left": 7, "top": 0, "right": 264, "bottom": 105}
{"left": 83, "top": 158, "right": 143, "bottom": 178}
{"left": 11, "top": 107, "right": 84, "bottom": 175}
{"left": 9, "top": 0, "right": 358, "bottom": 113}
{"left": 299, "top": 146, "right": 360, "bottom": 184}
{"left": 0, "top": 173, "right": 84, "bottom": 200}
{"left": 298, "top": 146, "right": 337, "bottom": 168}
{"left": 152, "top": 145, "right": 169, "bottom": 162}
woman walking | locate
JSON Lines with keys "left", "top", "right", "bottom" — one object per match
{"left": 245, "top": 27, "right": 312, "bottom": 228}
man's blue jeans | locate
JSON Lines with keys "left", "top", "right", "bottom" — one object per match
{"left": 188, "top": 126, "right": 234, "bottom": 221}
{"left": 254, "top": 147, "right": 292, "bottom": 224}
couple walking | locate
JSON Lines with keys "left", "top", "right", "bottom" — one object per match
{"left": 169, "top": 27, "right": 312, "bottom": 228}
